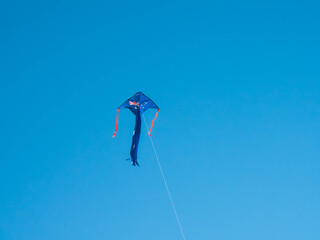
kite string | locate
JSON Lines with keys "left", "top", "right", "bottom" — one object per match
{"left": 142, "top": 114, "right": 186, "bottom": 240}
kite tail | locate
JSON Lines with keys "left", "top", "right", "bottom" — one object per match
{"left": 113, "top": 109, "right": 119, "bottom": 138}
{"left": 129, "top": 114, "right": 141, "bottom": 166}
{"left": 126, "top": 158, "right": 139, "bottom": 166}
{"left": 148, "top": 109, "right": 159, "bottom": 136}
{"left": 132, "top": 160, "right": 140, "bottom": 166}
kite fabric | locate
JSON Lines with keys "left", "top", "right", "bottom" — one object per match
{"left": 113, "top": 92, "right": 159, "bottom": 166}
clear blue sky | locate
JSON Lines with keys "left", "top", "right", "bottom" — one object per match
{"left": 0, "top": 0, "right": 319, "bottom": 239}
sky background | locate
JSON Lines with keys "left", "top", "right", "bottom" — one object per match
{"left": 0, "top": 0, "right": 319, "bottom": 239}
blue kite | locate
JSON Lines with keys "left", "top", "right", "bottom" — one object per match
{"left": 113, "top": 92, "right": 159, "bottom": 166}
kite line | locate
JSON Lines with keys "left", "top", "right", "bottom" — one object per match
{"left": 142, "top": 114, "right": 186, "bottom": 240}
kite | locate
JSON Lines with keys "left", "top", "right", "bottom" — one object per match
{"left": 113, "top": 92, "right": 159, "bottom": 166}
{"left": 113, "top": 92, "right": 186, "bottom": 239}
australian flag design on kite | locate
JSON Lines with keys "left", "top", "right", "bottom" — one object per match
{"left": 113, "top": 92, "right": 159, "bottom": 166}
